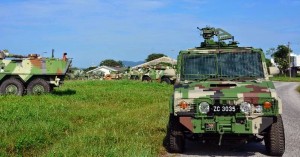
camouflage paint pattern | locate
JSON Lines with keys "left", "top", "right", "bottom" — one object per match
{"left": 128, "top": 68, "right": 144, "bottom": 80}
{"left": 129, "top": 65, "right": 176, "bottom": 83}
{"left": 0, "top": 54, "right": 71, "bottom": 86}
{"left": 170, "top": 27, "right": 282, "bottom": 136}
{"left": 143, "top": 67, "right": 176, "bottom": 82}
{"left": 172, "top": 80, "right": 281, "bottom": 134}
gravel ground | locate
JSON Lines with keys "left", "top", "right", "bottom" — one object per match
{"left": 165, "top": 82, "right": 300, "bottom": 157}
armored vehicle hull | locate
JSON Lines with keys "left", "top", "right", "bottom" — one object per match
{"left": 0, "top": 52, "right": 71, "bottom": 95}
{"left": 142, "top": 68, "right": 176, "bottom": 84}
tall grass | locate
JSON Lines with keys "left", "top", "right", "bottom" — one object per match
{"left": 0, "top": 80, "right": 173, "bottom": 156}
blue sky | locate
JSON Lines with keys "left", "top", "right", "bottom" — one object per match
{"left": 1, "top": 0, "right": 300, "bottom": 68}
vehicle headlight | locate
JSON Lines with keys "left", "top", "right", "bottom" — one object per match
{"left": 263, "top": 101, "right": 272, "bottom": 109}
{"left": 254, "top": 105, "right": 263, "bottom": 113}
{"left": 199, "top": 102, "right": 210, "bottom": 114}
{"left": 240, "top": 102, "right": 251, "bottom": 114}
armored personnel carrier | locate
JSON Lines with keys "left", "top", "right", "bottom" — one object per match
{"left": 0, "top": 50, "right": 72, "bottom": 95}
{"left": 141, "top": 64, "right": 176, "bottom": 84}
{"left": 166, "top": 27, "right": 285, "bottom": 156}
{"left": 129, "top": 64, "right": 176, "bottom": 84}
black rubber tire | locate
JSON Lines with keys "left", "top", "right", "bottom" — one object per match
{"left": 130, "top": 75, "right": 139, "bottom": 80}
{"left": 166, "top": 114, "right": 185, "bottom": 153}
{"left": 161, "top": 77, "right": 171, "bottom": 84}
{"left": 27, "top": 78, "right": 51, "bottom": 95}
{"left": 264, "top": 115, "right": 285, "bottom": 156}
{"left": 0, "top": 78, "right": 24, "bottom": 96}
{"left": 50, "top": 85, "right": 54, "bottom": 92}
{"left": 142, "top": 76, "right": 151, "bottom": 82}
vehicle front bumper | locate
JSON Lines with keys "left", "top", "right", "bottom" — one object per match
{"left": 179, "top": 116, "right": 274, "bottom": 134}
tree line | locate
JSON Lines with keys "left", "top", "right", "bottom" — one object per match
{"left": 98, "top": 53, "right": 166, "bottom": 67}
{"left": 266, "top": 45, "right": 293, "bottom": 75}
{"left": 84, "top": 45, "right": 293, "bottom": 75}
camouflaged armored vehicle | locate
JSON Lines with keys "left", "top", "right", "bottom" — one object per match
{"left": 141, "top": 64, "right": 176, "bottom": 84}
{"left": 129, "top": 68, "right": 144, "bottom": 80}
{"left": 129, "top": 64, "right": 176, "bottom": 84}
{"left": 0, "top": 50, "right": 71, "bottom": 95}
{"left": 166, "top": 27, "right": 285, "bottom": 156}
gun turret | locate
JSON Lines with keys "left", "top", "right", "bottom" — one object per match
{"left": 197, "top": 26, "right": 239, "bottom": 48}
{"left": 7, "top": 54, "right": 28, "bottom": 58}
{"left": 0, "top": 51, "right": 25, "bottom": 59}
{"left": 0, "top": 51, "right": 40, "bottom": 59}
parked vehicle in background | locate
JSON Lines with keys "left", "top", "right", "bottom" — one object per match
{"left": 141, "top": 64, "right": 176, "bottom": 84}
{"left": 129, "top": 63, "right": 176, "bottom": 84}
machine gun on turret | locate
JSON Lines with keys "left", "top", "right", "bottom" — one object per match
{"left": 197, "top": 26, "right": 239, "bottom": 48}
{"left": 0, "top": 50, "right": 30, "bottom": 59}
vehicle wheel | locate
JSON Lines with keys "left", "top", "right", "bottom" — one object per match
{"left": 27, "top": 78, "right": 51, "bottom": 95}
{"left": 130, "top": 75, "right": 139, "bottom": 80}
{"left": 142, "top": 76, "right": 151, "bottom": 82}
{"left": 166, "top": 114, "right": 185, "bottom": 153}
{"left": 0, "top": 78, "right": 24, "bottom": 96}
{"left": 264, "top": 115, "right": 285, "bottom": 156}
{"left": 161, "top": 77, "right": 171, "bottom": 84}
{"left": 49, "top": 85, "right": 54, "bottom": 93}
{"left": 134, "top": 76, "right": 139, "bottom": 80}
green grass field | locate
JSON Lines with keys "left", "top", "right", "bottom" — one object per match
{"left": 270, "top": 75, "right": 300, "bottom": 82}
{"left": 0, "top": 80, "right": 173, "bottom": 157}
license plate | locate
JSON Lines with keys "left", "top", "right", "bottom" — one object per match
{"left": 212, "top": 105, "right": 237, "bottom": 113}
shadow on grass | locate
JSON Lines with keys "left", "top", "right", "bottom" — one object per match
{"left": 52, "top": 89, "right": 76, "bottom": 96}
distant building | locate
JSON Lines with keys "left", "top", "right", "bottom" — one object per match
{"left": 132, "top": 56, "right": 177, "bottom": 69}
{"left": 86, "top": 66, "right": 124, "bottom": 75}
{"left": 291, "top": 53, "right": 300, "bottom": 67}
{"left": 270, "top": 53, "right": 300, "bottom": 76}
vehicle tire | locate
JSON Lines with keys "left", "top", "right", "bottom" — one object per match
{"left": 264, "top": 115, "right": 285, "bottom": 156}
{"left": 130, "top": 75, "right": 139, "bottom": 80}
{"left": 27, "top": 78, "right": 51, "bottom": 95}
{"left": 0, "top": 78, "right": 24, "bottom": 96}
{"left": 142, "top": 76, "right": 151, "bottom": 82}
{"left": 50, "top": 85, "right": 54, "bottom": 92}
{"left": 161, "top": 77, "right": 171, "bottom": 84}
{"left": 166, "top": 114, "right": 185, "bottom": 153}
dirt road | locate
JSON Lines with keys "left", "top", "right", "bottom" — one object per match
{"left": 167, "top": 82, "right": 300, "bottom": 157}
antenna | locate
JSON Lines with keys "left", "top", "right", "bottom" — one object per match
{"left": 51, "top": 49, "right": 54, "bottom": 58}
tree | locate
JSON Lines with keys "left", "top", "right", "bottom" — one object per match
{"left": 266, "top": 48, "right": 275, "bottom": 56}
{"left": 100, "top": 59, "right": 123, "bottom": 67}
{"left": 271, "top": 45, "right": 292, "bottom": 74}
{"left": 84, "top": 66, "right": 97, "bottom": 72}
{"left": 265, "top": 58, "right": 272, "bottom": 74}
{"left": 145, "top": 53, "right": 166, "bottom": 62}
{"left": 265, "top": 58, "right": 273, "bottom": 68}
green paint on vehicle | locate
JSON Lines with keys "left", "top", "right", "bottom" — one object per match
{"left": 0, "top": 51, "right": 71, "bottom": 95}
{"left": 166, "top": 27, "right": 285, "bottom": 155}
